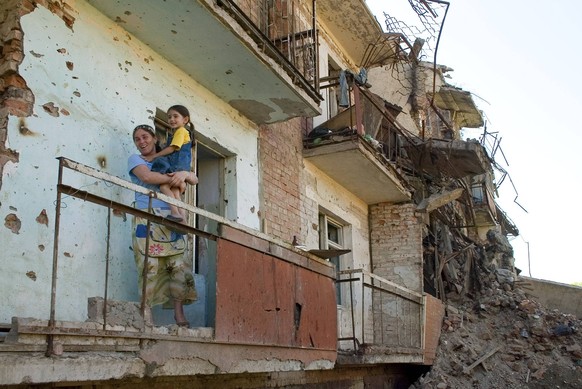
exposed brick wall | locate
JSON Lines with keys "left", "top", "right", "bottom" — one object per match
{"left": 370, "top": 202, "right": 423, "bottom": 292}
{"left": 0, "top": 0, "right": 27, "bottom": 182}
{"left": 370, "top": 202, "right": 424, "bottom": 347}
{"left": 0, "top": 0, "right": 75, "bottom": 190}
{"left": 258, "top": 118, "right": 305, "bottom": 243}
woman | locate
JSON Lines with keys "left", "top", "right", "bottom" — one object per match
{"left": 128, "top": 124, "right": 198, "bottom": 327}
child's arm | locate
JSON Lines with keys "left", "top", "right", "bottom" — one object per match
{"left": 142, "top": 144, "right": 178, "bottom": 162}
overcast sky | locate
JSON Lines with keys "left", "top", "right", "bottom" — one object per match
{"left": 366, "top": 0, "right": 582, "bottom": 284}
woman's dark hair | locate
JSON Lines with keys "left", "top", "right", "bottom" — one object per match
{"left": 168, "top": 104, "right": 195, "bottom": 146}
{"left": 133, "top": 124, "right": 155, "bottom": 137}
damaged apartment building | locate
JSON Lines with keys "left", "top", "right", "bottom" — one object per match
{"left": 0, "top": 0, "right": 518, "bottom": 387}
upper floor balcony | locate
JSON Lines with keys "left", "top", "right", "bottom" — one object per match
{"left": 303, "top": 80, "right": 413, "bottom": 205}
{"left": 86, "top": 0, "right": 322, "bottom": 124}
{"left": 471, "top": 178, "right": 518, "bottom": 237}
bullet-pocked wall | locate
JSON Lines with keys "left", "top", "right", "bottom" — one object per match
{"left": 0, "top": 0, "right": 261, "bottom": 323}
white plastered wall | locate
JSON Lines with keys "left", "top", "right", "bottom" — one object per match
{"left": 367, "top": 64, "right": 420, "bottom": 137}
{"left": 0, "top": 2, "right": 260, "bottom": 323}
{"left": 302, "top": 161, "right": 372, "bottom": 349}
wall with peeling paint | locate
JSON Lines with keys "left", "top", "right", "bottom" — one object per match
{"left": 367, "top": 64, "right": 420, "bottom": 136}
{"left": 0, "top": 2, "right": 261, "bottom": 323}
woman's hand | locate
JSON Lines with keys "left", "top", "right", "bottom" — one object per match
{"left": 168, "top": 171, "right": 198, "bottom": 186}
{"left": 167, "top": 171, "right": 188, "bottom": 186}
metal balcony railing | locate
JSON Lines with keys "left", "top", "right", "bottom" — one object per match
{"left": 337, "top": 268, "right": 424, "bottom": 354}
{"left": 223, "top": 0, "right": 319, "bottom": 94}
{"left": 46, "top": 157, "right": 221, "bottom": 354}
{"left": 305, "top": 78, "right": 421, "bottom": 179}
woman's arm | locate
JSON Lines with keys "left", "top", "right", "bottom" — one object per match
{"left": 131, "top": 164, "right": 173, "bottom": 185}
{"left": 168, "top": 171, "right": 197, "bottom": 186}
{"left": 133, "top": 165, "right": 195, "bottom": 187}
{"left": 142, "top": 145, "right": 178, "bottom": 162}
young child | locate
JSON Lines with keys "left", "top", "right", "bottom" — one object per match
{"left": 143, "top": 105, "right": 197, "bottom": 222}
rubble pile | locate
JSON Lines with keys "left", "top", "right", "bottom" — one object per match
{"left": 413, "top": 232, "right": 582, "bottom": 388}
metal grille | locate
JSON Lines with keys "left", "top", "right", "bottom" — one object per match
{"left": 231, "top": 0, "right": 317, "bottom": 84}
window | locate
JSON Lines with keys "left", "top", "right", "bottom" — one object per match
{"left": 319, "top": 214, "right": 345, "bottom": 305}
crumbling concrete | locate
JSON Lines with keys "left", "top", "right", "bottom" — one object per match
{"left": 87, "top": 297, "right": 147, "bottom": 329}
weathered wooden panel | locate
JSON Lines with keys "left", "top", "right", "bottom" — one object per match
{"left": 215, "top": 238, "right": 337, "bottom": 351}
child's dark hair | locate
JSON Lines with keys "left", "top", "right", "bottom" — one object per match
{"left": 168, "top": 104, "right": 195, "bottom": 145}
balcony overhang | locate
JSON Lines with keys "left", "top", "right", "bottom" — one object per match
{"left": 86, "top": 0, "right": 321, "bottom": 124}
{"left": 318, "top": 0, "right": 401, "bottom": 68}
{"left": 433, "top": 86, "right": 484, "bottom": 128}
{"left": 304, "top": 138, "right": 412, "bottom": 205}
{"left": 405, "top": 139, "right": 491, "bottom": 179}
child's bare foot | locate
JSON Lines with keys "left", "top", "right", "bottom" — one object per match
{"left": 166, "top": 214, "right": 183, "bottom": 222}
{"left": 185, "top": 173, "right": 198, "bottom": 185}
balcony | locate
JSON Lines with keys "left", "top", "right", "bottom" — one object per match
{"left": 86, "top": 0, "right": 321, "bottom": 124}
{"left": 405, "top": 139, "right": 491, "bottom": 179}
{"left": 433, "top": 86, "right": 484, "bottom": 129}
{"left": 303, "top": 84, "right": 412, "bottom": 205}
{"left": 0, "top": 158, "right": 337, "bottom": 385}
{"left": 336, "top": 269, "right": 444, "bottom": 365}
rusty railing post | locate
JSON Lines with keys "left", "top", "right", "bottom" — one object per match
{"left": 140, "top": 193, "right": 155, "bottom": 326}
{"left": 102, "top": 207, "right": 111, "bottom": 330}
{"left": 46, "top": 157, "right": 65, "bottom": 356}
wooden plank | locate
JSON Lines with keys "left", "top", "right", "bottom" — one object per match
{"left": 463, "top": 346, "right": 502, "bottom": 374}
{"left": 416, "top": 188, "right": 464, "bottom": 213}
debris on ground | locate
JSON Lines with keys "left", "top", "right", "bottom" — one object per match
{"left": 413, "top": 230, "right": 582, "bottom": 388}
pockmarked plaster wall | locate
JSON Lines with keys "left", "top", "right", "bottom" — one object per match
{"left": 0, "top": 1, "right": 260, "bottom": 323}
{"left": 303, "top": 161, "right": 371, "bottom": 345}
